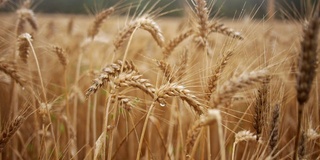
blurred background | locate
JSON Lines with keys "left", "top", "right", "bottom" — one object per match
{"left": 0, "top": 0, "right": 317, "bottom": 19}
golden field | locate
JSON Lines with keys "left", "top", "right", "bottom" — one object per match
{"left": 0, "top": 0, "right": 320, "bottom": 159}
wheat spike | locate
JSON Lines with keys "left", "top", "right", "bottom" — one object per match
{"left": 113, "top": 71, "right": 156, "bottom": 99}
{"left": 162, "top": 29, "right": 193, "bottom": 59}
{"left": 114, "top": 16, "right": 164, "bottom": 52}
{"left": 194, "top": 0, "right": 209, "bottom": 41}
{"left": 269, "top": 104, "right": 280, "bottom": 157}
{"left": 88, "top": 7, "right": 114, "bottom": 39}
{"left": 209, "top": 21, "right": 244, "bottom": 40}
{"left": 0, "top": 59, "right": 26, "bottom": 86}
{"left": 176, "top": 49, "right": 188, "bottom": 81}
{"left": 294, "top": 3, "right": 320, "bottom": 159}
{"left": 205, "top": 51, "right": 233, "bottom": 101}
{"left": 85, "top": 60, "right": 137, "bottom": 97}
{"left": 156, "top": 60, "right": 175, "bottom": 83}
{"left": 253, "top": 77, "right": 270, "bottom": 141}
{"left": 212, "top": 69, "right": 269, "bottom": 108}
{"left": 155, "top": 83, "right": 205, "bottom": 115}
{"left": 0, "top": 115, "right": 25, "bottom": 152}
{"left": 17, "top": 33, "right": 32, "bottom": 63}
{"left": 16, "top": 8, "right": 38, "bottom": 35}
{"left": 53, "top": 46, "right": 68, "bottom": 68}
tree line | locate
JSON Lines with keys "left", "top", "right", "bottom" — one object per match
{"left": 0, "top": 0, "right": 317, "bottom": 19}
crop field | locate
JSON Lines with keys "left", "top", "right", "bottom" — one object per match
{"left": 0, "top": 0, "right": 320, "bottom": 159}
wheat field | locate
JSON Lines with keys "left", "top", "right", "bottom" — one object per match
{"left": 0, "top": 0, "right": 320, "bottom": 159}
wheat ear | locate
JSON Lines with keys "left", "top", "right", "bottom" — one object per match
{"left": 0, "top": 59, "right": 26, "bottom": 86}
{"left": 176, "top": 49, "right": 188, "bottom": 81}
{"left": 209, "top": 21, "right": 244, "bottom": 40}
{"left": 194, "top": 0, "right": 209, "bottom": 42}
{"left": 156, "top": 60, "right": 175, "bottom": 82}
{"left": 16, "top": 8, "right": 38, "bottom": 35}
{"left": 113, "top": 71, "right": 156, "bottom": 99}
{"left": 17, "top": 33, "right": 32, "bottom": 63}
{"left": 88, "top": 7, "right": 114, "bottom": 39}
{"left": 254, "top": 77, "right": 270, "bottom": 141}
{"left": 269, "top": 104, "right": 280, "bottom": 157}
{"left": 85, "top": 60, "right": 137, "bottom": 97}
{"left": 294, "top": 3, "right": 320, "bottom": 159}
{"left": 113, "top": 16, "right": 164, "bottom": 52}
{"left": 186, "top": 109, "right": 225, "bottom": 160}
{"left": 0, "top": 115, "right": 25, "bottom": 152}
{"left": 162, "top": 29, "right": 193, "bottom": 59}
{"left": 212, "top": 69, "right": 269, "bottom": 108}
{"left": 53, "top": 46, "right": 68, "bottom": 68}
{"left": 155, "top": 82, "right": 206, "bottom": 115}
{"left": 232, "top": 130, "right": 257, "bottom": 160}
{"left": 205, "top": 51, "right": 233, "bottom": 101}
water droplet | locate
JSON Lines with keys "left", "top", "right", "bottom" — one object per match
{"left": 160, "top": 102, "right": 166, "bottom": 107}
